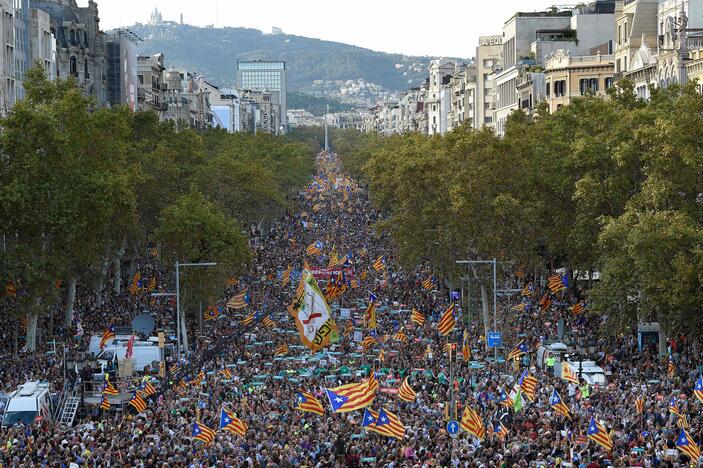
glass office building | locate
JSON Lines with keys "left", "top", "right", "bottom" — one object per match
{"left": 236, "top": 60, "right": 287, "bottom": 129}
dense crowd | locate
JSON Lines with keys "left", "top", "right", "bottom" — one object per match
{"left": 0, "top": 152, "right": 700, "bottom": 467}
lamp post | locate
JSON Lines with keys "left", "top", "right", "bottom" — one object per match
{"left": 150, "top": 292, "right": 176, "bottom": 358}
{"left": 449, "top": 343, "right": 456, "bottom": 420}
{"left": 153, "top": 262, "right": 217, "bottom": 358}
{"left": 456, "top": 259, "right": 498, "bottom": 360}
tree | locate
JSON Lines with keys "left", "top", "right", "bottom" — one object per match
{"left": 155, "top": 189, "right": 250, "bottom": 349}
{"left": 0, "top": 66, "right": 138, "bottom": 347}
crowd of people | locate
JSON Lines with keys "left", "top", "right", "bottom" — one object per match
{"left": 0, "top": 151, "right": 700, "bottom": 467}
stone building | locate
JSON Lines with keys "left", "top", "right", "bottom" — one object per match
{"left": 136, "top": 53, "right": 166, "bottom": 115}
{"left": 31, "top": 0, "right": 106, "bottom": 105}
{"left": 544, "top": 50, "right": 615, "bottom": 113}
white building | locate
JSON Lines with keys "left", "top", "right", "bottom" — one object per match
{"left": 493, "top": 10, "right": 573, "bottom": 135}
{"left": 475, "top": 35, "right": 503, "bottom": 129}
{"left": 493, "top": 2, "right": 615, "bottom": 135}
{"left": 427, "top": 59, "right": 455, "bottom": 135}
{"left": 622, "top": 3, "right": 700, "bottom": 99}
{"left": 614, "top": 0, "right": 659, "bottom": 75}
{"left": 447, "top": 64, "right": 477, "bottom": 130}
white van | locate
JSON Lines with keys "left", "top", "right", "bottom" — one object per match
{"left": 88, "top": 334, "right": 136, "bottom": 355}
{"left": 564, "top": 361, "right": 607, "bottom": 386}
{"left": 536, "top": 342, "right": 568, "bottom": 371}
{"left": 1, "top": 382, "right": 52, "bottom": 427}
{"left": 96, "top": 345, "right": 161, "bottom": 372}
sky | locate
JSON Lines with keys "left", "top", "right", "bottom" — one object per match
{"left": 90, "top": 0, "right": 559, "bottom": 58}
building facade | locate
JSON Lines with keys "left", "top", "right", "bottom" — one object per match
{"left": 447, "top": 64, "right": 477, "bottom": 130}
{"left": 105, "top": 29, "right": 138, "bottom": 109}
{"left": 29, "top": 6, "right": 55, "bottom": 78}
{"left": 613, "top": 0, "right": 659, "bottom": 75}
{"left": 544, "top": 50, "right": 615, "bottom": 113}
{"left": 31, "top": 0, "right": 107, "bottom": 106}
{"left": 493, "top": 11, "right": 573, "bottom": 135}
{"left": 515, "top": 69, "right": 546, "bottom": 116}
{"left": 163, "top": 67, "right": 211, "bottom": 129}
{"left": 475, "top": 35, "right": 503, "bottom": 129}
{"left": 621, "top": 4, "right": 700, "bottom": 99}
{"left": 136, "top": 53, "right": 166, "bottom": 115}
{"left": 236, "top": 60, "right": 287, "bottom": 131}
{"left": 426, "top": 59, "right": 455, "bottom": 135}
{"left": 493, "top": 3, "right": 615, "bottom": 135}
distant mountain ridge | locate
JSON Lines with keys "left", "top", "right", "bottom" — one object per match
{"left": 129, "top": 22, "right": 465, "bottom": 92}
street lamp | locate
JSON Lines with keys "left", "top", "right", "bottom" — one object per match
{"left": 153, "top": 261, "right": 217, "bottom": 358}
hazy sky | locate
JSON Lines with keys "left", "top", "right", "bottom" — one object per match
{"left": 90, "top": 0, "right": 558, "bottom": 57}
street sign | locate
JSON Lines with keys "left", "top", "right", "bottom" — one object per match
{"left": 447, "top": 420, "right": 460, "bottom": 435}
{"left": 488, "top": 332, "right": 502, "bottom": 348}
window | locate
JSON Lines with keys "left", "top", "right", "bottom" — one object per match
{"left": 138, "top": 74, "right": 144, "bottom": 85}
{"left": 546, "top": 81, "right": 550, "bottom": 97}
{"left": 69, "top": 30, "right": 76, "bottom": 46}
{"left": 554, "top": 80, "right": 566, "bottom": 97}
{"left": 84, "top": 58, "right": 89, "bottom": 79}
{"left": 69, "top": 56, "right": 77, "bottom": 77}
{"left": 605, "top": 77, "right": 614, "bottom": 89}
{"left": 579, "top": 78, "right": 599, "bottom": 95}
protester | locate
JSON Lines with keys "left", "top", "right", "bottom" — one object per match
{"left": 0, "top": 152, "right": 699, "bottom": 467}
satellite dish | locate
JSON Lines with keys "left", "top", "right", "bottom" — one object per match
{"left": 132, "top": 313, "right": 155, "bottom": 336}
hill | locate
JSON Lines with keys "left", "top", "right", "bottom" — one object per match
{"left": 288, "top": 92, "right": 354, "bottom": 115}
{"left": 130, "top": 23, "right": 464, "bottom": 93}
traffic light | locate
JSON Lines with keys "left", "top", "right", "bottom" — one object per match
{"left": 444, "top": 401, "right": 457, "bottom": 421}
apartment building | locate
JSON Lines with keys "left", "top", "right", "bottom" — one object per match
{"left": 426, "top": 59, "right": 455, "bottom": 135}
{"left": 493, "top": 2, "right": 615, "bottom": 134}
{"left": 475, "top": 35, "right": 503, "bottom": 129}
{"left": 544, "top": 50, "right": 615, "bottom": 113}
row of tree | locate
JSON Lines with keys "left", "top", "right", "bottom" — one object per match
{"left": 0, "top": 67, "right": 317, "bottom": 350}
{"left": 333, "top": 81, "right": 703, "bottom": 339}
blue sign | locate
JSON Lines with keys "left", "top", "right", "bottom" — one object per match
{"left": 447, "top": 420, "right": 460, "bottom": 435}
{"left": 487, "top": 332, "right": 502, "bottom": 348}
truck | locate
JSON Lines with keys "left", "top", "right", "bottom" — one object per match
{"left": 1, "top": 381, "right": 53, "bottom": 427}
{"left": 96, "top": 345, "right": 161, "bottom": 372}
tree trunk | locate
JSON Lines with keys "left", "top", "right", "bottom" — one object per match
{"left": 113, "top": 240, "right": 126, "bottom": 294}
{"left": 113, "top": 254, "right": 121, "bottom": 294}
{"left": 95, "top": 260, "right": 109, "bottom": 308}
{"left": 26, "top": 309, "right": 39, "bottom": 352}
{"left": 64, "top": 277, "right": 77, "bottom": 327}
{"left": 469, "top": 264, "right": 492, "bottom": 348}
